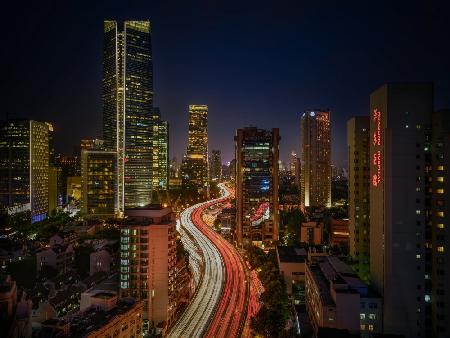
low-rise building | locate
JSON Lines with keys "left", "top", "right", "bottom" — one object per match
{"left": 300, "top": 221, "right": 323, "bottom": 245}
{"left": 277, "top": 246, "right": 307, "bottom": 305}
{"left": 70, "top": 297, "right": 143, "bottom": 338}
{"left": 305, "top": 255, "right": 382, "bottom": 337}
{"left": 89, "top": 250, "right": 111, "bottom": 276}
{"left": 330, "top": 218, "right": 350, "bottom": 247}
{"left": 36, "top": 244, "right": 74, "bottom": 273}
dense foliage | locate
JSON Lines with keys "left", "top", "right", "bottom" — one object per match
{"left": 247, "top": 246, "right": 290, "bottom": 337}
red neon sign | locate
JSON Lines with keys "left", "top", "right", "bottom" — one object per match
{"left": 372, "top": 108, "right": 382, "bottom": 187}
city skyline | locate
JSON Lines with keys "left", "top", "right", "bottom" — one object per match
{"left": 3, "top": 1, "right": 450, "bottom": 167}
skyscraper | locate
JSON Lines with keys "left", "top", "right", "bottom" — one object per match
{"left": 300, "top": 110, "right": 331, "bottom": 208}
{"left": 182, "top": 105, "right": 209, "bottom": 197}
{"left": 210, "top": 149, "right": 222, "bottom": 182}
{"left": 81, "top": 150, "right": 117, "bottom": 217}
{"left": 289, "top": 151, "right": 297, "bottom": 175}
{"left": 370, "top": 83, "right": 433, "bottom": 337}
{"left": 430, "top": 109, "right": 450, "bottom": 338}
{"left": 235, "top": 127, "right": 280, "bottom": 248}
{"left": 151, "top": 108, "right": 169, "bottom": 191}
{"left": 0, "top": 119, "right": 50, "bottom": 222}
{"left": 103, "top": 20, "right": 153, "bottom": 211}
{"left": 347, "top": 116, "right": 370, "bottom": 279}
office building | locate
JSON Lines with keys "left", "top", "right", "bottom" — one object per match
{"left": 48, "top": 165, "right": 60, "bottom": 216}
{"left": 81, "top": 150, "right": 117, "bottom": 217}
{"left": 55, "top": 154, "right": 79, "bottom": 206}
{"left": 151, "top": 108, "right": 169, "bottom": 190}
{"left": 103, "top": 20, "right": 153, "bottom": 211}
{"left": 0, "top": 119, "right": 50, "bottom": 222}
{"left": 347, "top": 116, "right": 370, "bottom": 279}
{"left": 430, "top": 110, "right": 450, "bottom": 337}
{"left": 210, "top": 149, "right": 222, "bottom": 182}
{"left": 235, "top": 127, "right": 280, "bottom": 248}
{"left": 370, "top": 83, "right": 433, "bottom": 337}
{"left": 300, "top": 110, "right": 331, "bottom": 208}
{"left": 81, "top": 139, "right": 104, "bottom": 151}
{"left": 119, "top": 205, "right": 177, "bottom": 328}
{"left": 305, "top": 255, "right": 382, "bottom": 337}
{"left": 182, "top": 105, "right": 209, "bottom": 197}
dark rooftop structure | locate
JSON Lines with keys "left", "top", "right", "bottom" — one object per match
{"left": 277, "top": 246, "right": 307, "bottom": 263}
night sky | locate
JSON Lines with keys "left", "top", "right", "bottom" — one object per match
{"left": 2, "top": 0, "right": 450, "bottom": 167}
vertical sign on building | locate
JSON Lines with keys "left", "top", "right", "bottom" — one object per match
{"left": 372, "top": 108, "right": 382, "bottom": 187}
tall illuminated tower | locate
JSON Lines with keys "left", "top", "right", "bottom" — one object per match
{"left": 370, "top": 83, "right": 433, "bottom": 337}
{"left": 103, "top": 20, "right": 153, "bottom": 210}
{"left": 235, "top": 127, "right": 280, "bottom": 248}
{"left": 0, "top": 119, "right": 50, "bottom": 222}
{"left": 300, "top": 110, "right": 331, "bottom": 208}
{"left": 182, "top": 105, "right": 209, "bottom": 198}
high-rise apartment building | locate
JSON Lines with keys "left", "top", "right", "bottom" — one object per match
{"left": 81, "top": 150, "right": 117, "bottom": 217}
{"left": 210, "top": 149, "right": 222, "bottom": 182}
{"left": 119, "top": 205, "right": 177, "bottom": 328}
{"left": 151, "top": 108, "right": 169, "bottom": 190}
{"left": 370, "top": 83, "right": 433, "bottom": 337}
{"left": 0, "top": 119, "right": 50, "bottom": 222}
{"left": 182, "top": 105, "right": 209, "bottom": 197}
{"left": 103, "top": 20, "right": 153, "bottom": 211}
{"left": 430, "top": 110, "right": 450, "bottom": 338}
{"left": 300, "top": 110, "right": 331, "bottom": 208}
{"left": 347, "top": 117, "right": 370, "bottom": 279}
{"left": 289, "top": 151, "right": 297, "bottom": 175}
{"left": 235, "top": 127, "right": 280, "bottom": 248}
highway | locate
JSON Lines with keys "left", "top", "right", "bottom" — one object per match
{"left": 167, "top": 186, "right": 229, "bottom": 338}
{"left": 168, "top": 184, "right": 253, "bottom": 338}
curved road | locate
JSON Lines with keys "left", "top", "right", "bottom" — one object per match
{"left": 167, "top": 187, "right": 229, "bottom": 338}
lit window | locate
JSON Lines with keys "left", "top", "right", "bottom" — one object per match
{"left": 437, "top": 177, "right": 444, "bottom": 182}
{"left": 360, "top": 324, "right": 366, "bottom": 330}
{"left": 437, "top": 246, "right": 444, "bottom": 253}
{"left": 437, "top": 189, "right": 444, "bottom": 194}
{"left": 416, "top": 210, "right": 421, "bottom": 215}
{"left": 425, "top": 295, "right": 431, "bottom": 302}
{"left": 437, "top": 165, "right": 444, "bottom": 171}
{"left": 369, "top": 314, "right": 376, "bottom": 320}
{"left": 416, "top": 254, "right": 421, "bottom": 259}
{"left": 437, "top": 224, "right": 444, "bottom": 229}
{"left": 437, "top": 211, "right": 444, "bottom": 217}
{"left": 360, "top": 313, "right": 366, "bottom": 320}
{"left": 369, "top": 324, "right": 374, "bottom": 331}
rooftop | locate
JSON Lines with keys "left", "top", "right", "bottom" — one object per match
{"left": 277, "top": 246, "right": 307, "bottom": 263}
{"left": 70, "top": 297, "right": 140, "bottom": 337}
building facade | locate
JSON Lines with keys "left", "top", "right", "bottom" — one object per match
{"left": 235, "top": 127, "right": 280, "bottom": 248}
{"left": 347, "top": 116, "right": 370, "bottom": 279}
{"left": 0, "top": 119, "right": 50, "bottom": 222}
{"left": 103, "top": 20, "right": 153, "bottom": 211}
{"left": 151, "top": 108, "right": 169, "bottom": 190}
{"left": 81, "top": 150, "right": 117, "bottom": 217}
{"left": 210, "top": 149, "right": 222, "bottom": 182}
{"left": 119, "top": 206, "right": 177, "bottom": 329}
{"left": 370, "top": 83, "right": 433, "bottom": 337}
{"left": 305, "top": 255, "right": 382, "bottom": 337}
{"left": 300, "top": 110, "right": 331, "bottom": 208}
{"left": 430, "top": 110, "right": 450, "bottom": 338}
{"left": 182, "top": 105, "right": 209, "bottom": 198}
